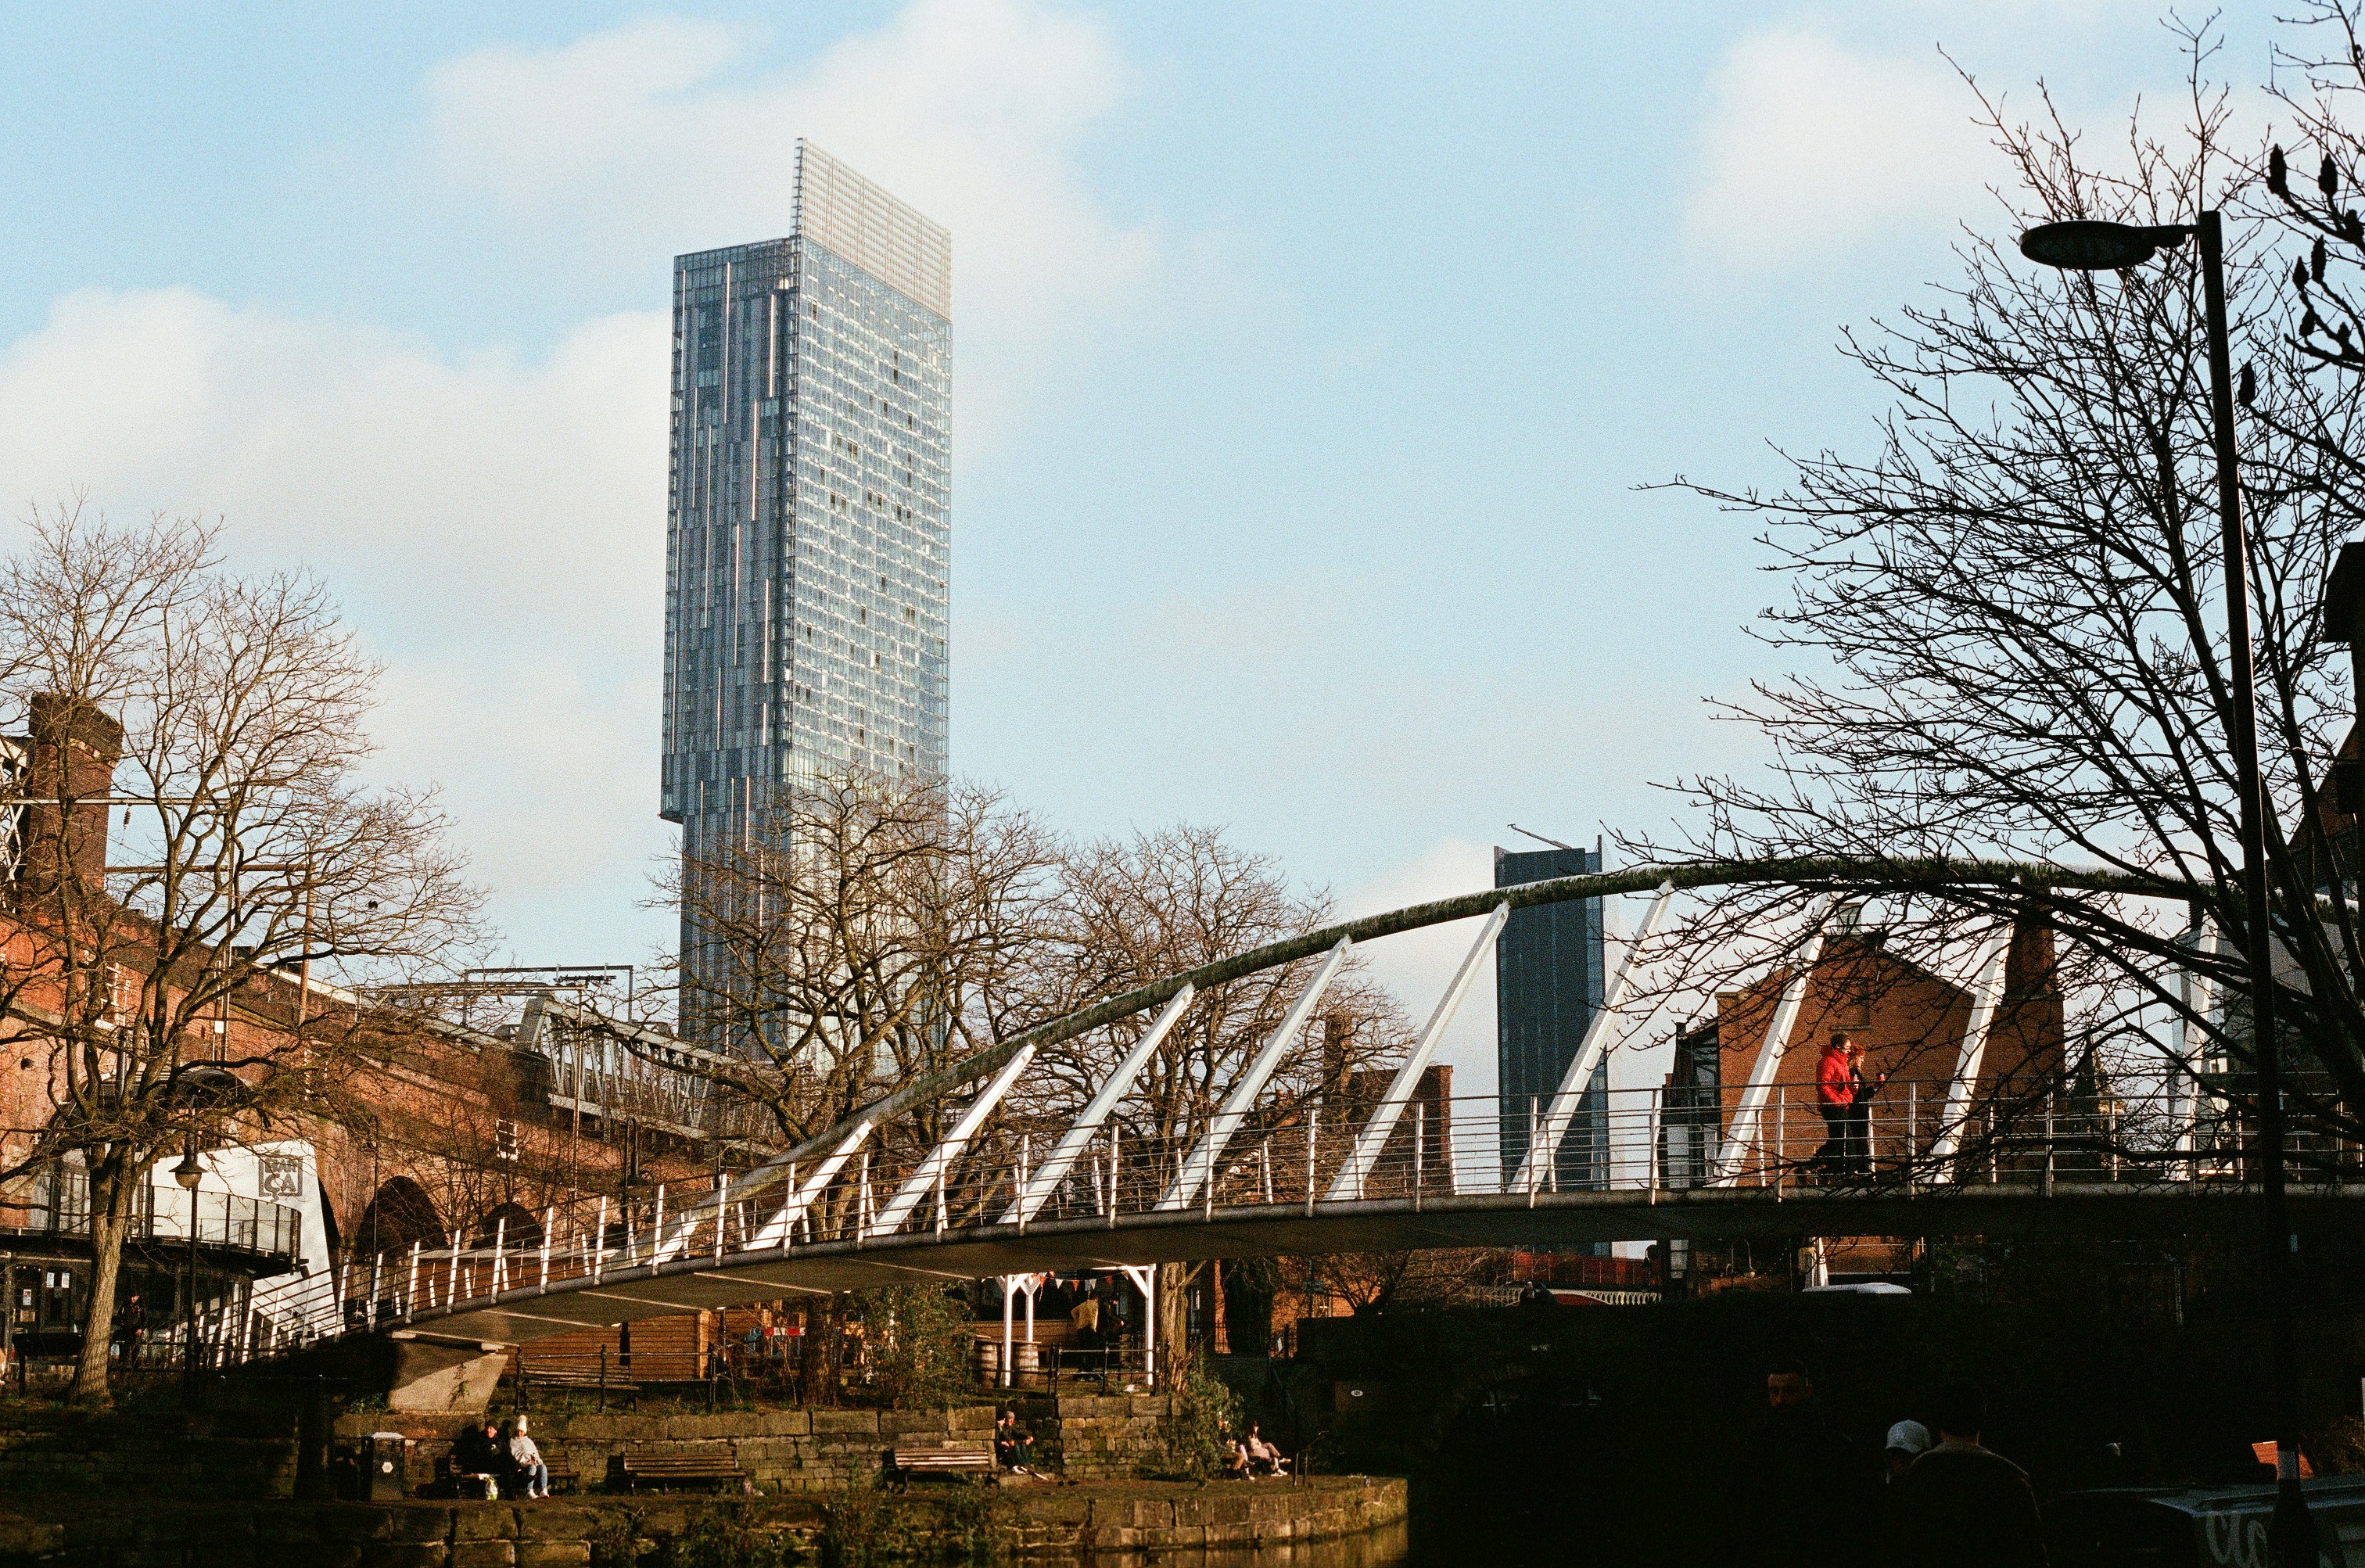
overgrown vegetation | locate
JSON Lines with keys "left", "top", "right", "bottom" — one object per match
{"left": 844, "top": 1285, "right": 976, "bottom": 1409}
{"left": 817, "top": 1485, "right": 1010, "bottom": 1567}
{"left": 1147, "top": 1353, "right": 1239, "bottom": 1480}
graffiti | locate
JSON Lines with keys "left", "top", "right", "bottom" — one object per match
{"left": 2201, "top": 1509, "right": 2267, "bottom": 1568}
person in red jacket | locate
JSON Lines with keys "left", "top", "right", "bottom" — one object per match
{"left": 1814, "top": 1032, "right": 1856, "bottom": 1173}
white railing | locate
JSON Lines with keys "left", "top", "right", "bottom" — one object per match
{"left": 208, "top": 1075, "right": 2331, "bottom": 1369}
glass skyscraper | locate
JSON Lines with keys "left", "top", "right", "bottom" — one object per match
{"left": 663, "top": 143, "right": 950, "bottom": 1044}
{"left": 1495, "top": 843, "right": 1610, "bottom": 1197}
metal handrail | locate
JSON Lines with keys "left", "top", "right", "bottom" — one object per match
{"left": 208, "top": 1074, "right": 2327, "bottom": 1372}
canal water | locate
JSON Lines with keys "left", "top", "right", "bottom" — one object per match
{"left": 1157, "top": 1380, "right": 1626, "bottom": 1567}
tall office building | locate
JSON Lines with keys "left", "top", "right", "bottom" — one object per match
{"left": 1495, "top": 843, "right": 1610, "bottom": 1200}
{"left": 663, "top": 143, "right": 951, "bottom": 1045}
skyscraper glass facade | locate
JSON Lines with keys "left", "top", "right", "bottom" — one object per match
{"left": 663, "top": 143, "right": 950, "bottom": 1045}
{"left": 1495, "top": 844, "right": 1609, "bottom": 1197}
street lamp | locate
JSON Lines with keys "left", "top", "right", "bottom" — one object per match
{"left": 2324, "top": 544, "right": 2365, "bottom": 860}
{"left": 173, "top": 1143, "right": 201, "bottom": 1395}
{"left": 2022, "top": 212, "right": 2316, "bottom": 1564}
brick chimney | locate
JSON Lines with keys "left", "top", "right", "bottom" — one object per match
{"left": 16, "top": 693, "right": 123, "bottom": 900}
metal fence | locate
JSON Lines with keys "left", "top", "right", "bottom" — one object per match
{"left": 11, "top": 1171, "right": 302, "bottom": 1261}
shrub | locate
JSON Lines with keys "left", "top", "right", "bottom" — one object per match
{"left": 1147, "top": 1353, "right": 1239, "bottom": 1480}
{"left": 843, "top": 1284, "right": 976, "bottom": 1409}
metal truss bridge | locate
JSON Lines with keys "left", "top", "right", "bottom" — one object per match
{"left": 199, "top": 856, "right": 2361, "bottom": 1378}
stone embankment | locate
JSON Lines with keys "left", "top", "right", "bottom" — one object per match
{"left": 0, "top": 1407, "right": 296, "bottom": 1498}
{"left": 338, "top": 1395, "right": 1175, "bottom": 1494}
{"left": 0, "top": 1476, "right": 1410, "bottom": 1565}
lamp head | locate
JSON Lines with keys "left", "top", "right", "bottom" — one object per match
{"left": 2328, "top": 543, "right": 2365, "bottom": 645}
{"left": 2019, "top": 221, "right": 2194, "bottom": 271}
{"left": 172, "top": 1150, "right": 202, "bottom": 1191}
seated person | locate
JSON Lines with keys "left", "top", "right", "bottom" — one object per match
{"left": 993, "top": 1408, "right": 1035, "bottom": 1471}
{"left": 507, "top": 1416, "right": 551, "bottom": 1500}
{"left": 1242, "top": 1423, "right": 1287, "bottom": 1477}
{"left": 453, "top": 1420, "right": 508, "bottom": 1495}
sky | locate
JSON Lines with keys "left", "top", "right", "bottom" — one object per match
{"left": 0, "top": 0, "right": 2287, "bottom": 1103}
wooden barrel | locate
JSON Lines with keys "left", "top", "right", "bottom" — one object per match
{"left": 971, "top": 1338, "right": 999, "bottom": 1383}
{"left": 1012, "top": 1340, "right": 1042, "bottom": 1384}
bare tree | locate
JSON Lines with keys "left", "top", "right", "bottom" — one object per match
{"left": 0, "top": 503, "right": 486, "bottom": 1403}
{"left": 1312, "top": 1248, "right": 1494, "bottom": 1317}
{"left": 1646, "top": 34, "right": 2365, "bottom": 1155}
{"left": 656, "top": 770, "right": 1069, "bottom": 1174}
{"left": 2260, "top": 4, "right": 2365, "bottom": 375}
{"left": 660, "top": 793, "right": 1414, "bottom": 1373}
{"left": 1028, "top": 826, "right": 1411, "bottom": 1375}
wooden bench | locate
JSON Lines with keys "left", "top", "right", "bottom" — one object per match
{"left": 619, "top": 1450, "right": 748, "bottom": 1493}
{"left": 450, "top": 1470, "right": 501, "bottom": 1500}
{"left": 438, "top": 1455, "right": 504, "bottom": 1500}
{"left": 541, "top": 1451, "right": 578, "bottom": 1495}
{"left": 891, "top": 1443, "right": 997, "bottom": 1489}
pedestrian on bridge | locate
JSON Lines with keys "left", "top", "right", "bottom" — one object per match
{"left": 1846, "top": 1043, "right": 1886, "bottom": 1176}
{"left": 1816, "top": 1034, "right": 1858, "bottom": 1175}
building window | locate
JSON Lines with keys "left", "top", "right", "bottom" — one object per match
{"left": 495, "top": 1119, "right": 522, "bottom": 1163}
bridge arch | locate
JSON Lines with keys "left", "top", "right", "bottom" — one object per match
{"left": 357, "top": 1177, "right": 445, "bottom": 1254}
{"left": 474, "top": 1201, "right": 542, "bottom": 1248}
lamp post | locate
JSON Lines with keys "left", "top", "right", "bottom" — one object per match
{"left": 2021, "top": 213, "right": 2315, "bottom": 1563}
{"left": 172, "top": 1142, "right": 202, "bottom": 1397}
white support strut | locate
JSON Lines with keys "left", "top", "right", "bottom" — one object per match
{"left": 1925, "top": 931, "right": 2013, "bottom": 1173}
{"left": 1160, "top": 936, "right": 1353, "bottom": 1211}
{"left": 1001, "top": 983, "right": 1196, "bottom": 1227}
{"left": 749, "top": 1119, "right": 877, "bottom": 1247}
{"left": 2172, "top": 920, "right": 2216, "bottom": 1178}
{"left": 1327, "top": 904, "right": 1509, "bottom": 1203}
{"left": 870, "top": 1043, "right": 1039, "bottom": 1236}
{"left": 1713, "top": 898, "right": 1833, "bottom": 1186}
{"left": 1513, "top": 881, "right": 1675, "bottom": 1193}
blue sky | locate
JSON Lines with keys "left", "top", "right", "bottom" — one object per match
{"left": 0, "top": 1, "right": 2281, "bottom": 1093}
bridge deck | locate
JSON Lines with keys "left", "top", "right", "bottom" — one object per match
{"left": 395, "top": 1181, "right": 2365, "bottom": 1348}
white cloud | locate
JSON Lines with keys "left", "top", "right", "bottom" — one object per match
{"left": 1683, "top": 29, "right": 2001, "bottom": 269}
{"left": 423, "top": 0, "right": 1163, "bottom": 443}
{"left": 0, "top": 1, "right": 1168, "bottom": 966}
{"left": 0, "top": 285, "right": 673, "bottom": 953}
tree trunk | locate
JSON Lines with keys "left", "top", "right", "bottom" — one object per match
{"left": 1155, "top": 1261, "right": 1192, "bottom": 1386}
{"left": 72, "top": 1150, "right": 139, "bottom": 1406}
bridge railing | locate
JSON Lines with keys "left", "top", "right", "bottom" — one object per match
{"left": 200, "top": 1074, "right": 2338, "bottom": 1371}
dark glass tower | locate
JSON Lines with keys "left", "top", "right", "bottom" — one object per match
{"left": 663, "top": 142, "right": 950, "bottom": 1046}
{"left": 1495, "top": 844, "right": 1608, "bottom": 1193}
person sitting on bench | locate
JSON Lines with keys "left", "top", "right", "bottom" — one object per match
{"left": 1219, "top": 1420, "right": 1252, "bottom": 1478}
{"left": 994, "top": 1408, "right": 1036, "bottom": 1473}
{"left": 507, "top": 1416, "right": 551, "bottom": 1499}
{"left": 1242, "top": 1423, "right": 1288, "bottom": 1477}
{"left": 453, "top": 1420, "right": 508, "bottom": 1497}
